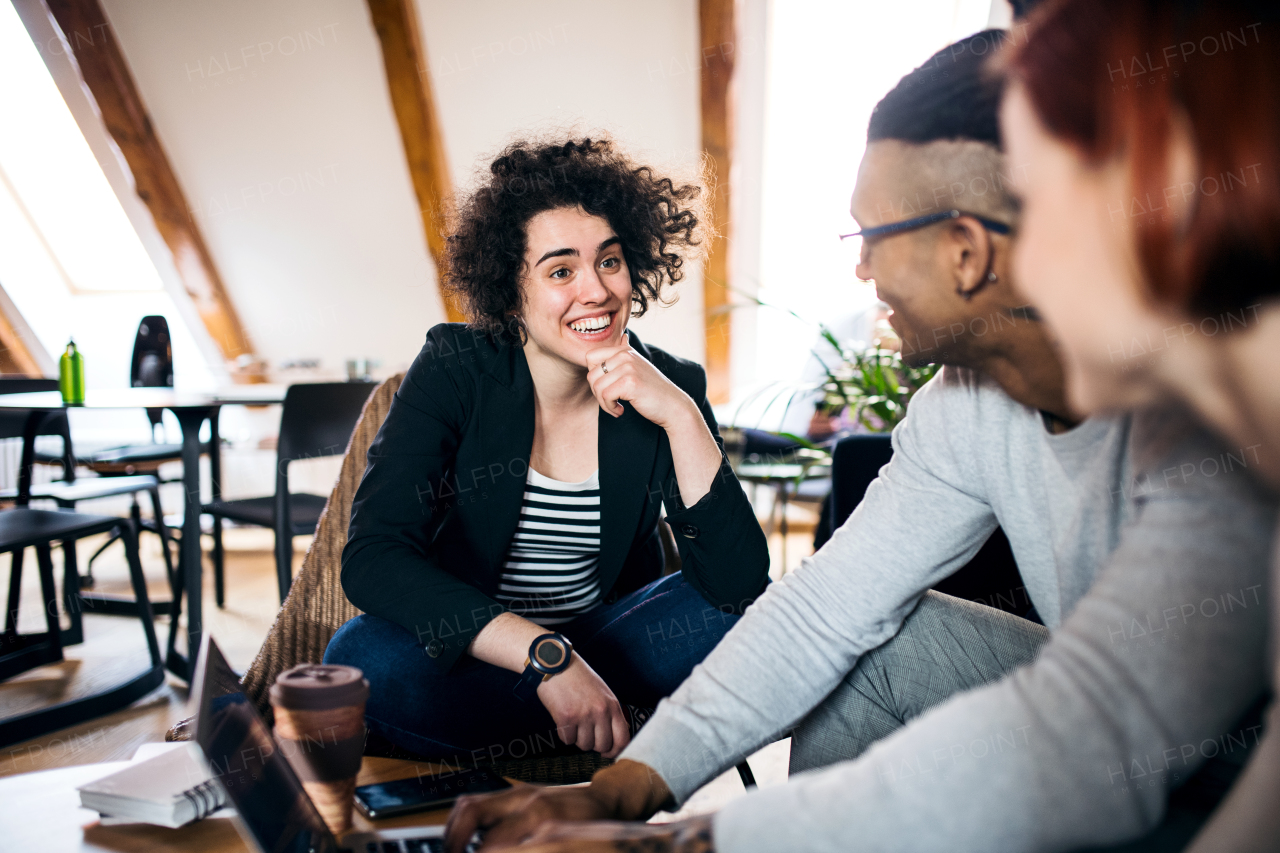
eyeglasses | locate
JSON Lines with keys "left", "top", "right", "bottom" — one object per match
{"left": 840, "top": 208, "right": 1013, "bottom": 242}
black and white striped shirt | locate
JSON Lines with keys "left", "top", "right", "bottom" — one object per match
{"left": 496, "top": 468, "right": 602, "bottom": 626}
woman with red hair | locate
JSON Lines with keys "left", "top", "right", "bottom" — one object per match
{"left": 1002, "top": 0, "right": 1280, "bottom": 849}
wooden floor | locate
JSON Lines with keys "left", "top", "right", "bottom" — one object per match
{"left": 0, "top": 527, "right": 295, "bottom": 778}
{"left": 0, "top": 521, "right": 799, "bottom": 810}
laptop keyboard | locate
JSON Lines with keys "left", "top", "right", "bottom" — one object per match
{"left": 366, "top": 839, "right": 445, "bottom": 853}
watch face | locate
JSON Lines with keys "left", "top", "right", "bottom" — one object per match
{"left": 534, "top": 638, "right": 565, "bottom": 668}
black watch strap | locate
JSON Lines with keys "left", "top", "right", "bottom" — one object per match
{"left": 512, "top": 664, "right": 545, "bottom": 704}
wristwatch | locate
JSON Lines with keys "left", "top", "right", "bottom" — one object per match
{"left": 512, "top": 632, "right": 574, "bottom": 703}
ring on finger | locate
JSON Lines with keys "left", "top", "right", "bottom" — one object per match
{"left": 601, "top": 361, "right": 609, "bottom": 374}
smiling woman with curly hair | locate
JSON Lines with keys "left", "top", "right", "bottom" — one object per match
{"left": 447, "top": 137, "right": 707, "bottom": 343}
{"left": 327, "top": 136, "right": 768, "bottom": 766}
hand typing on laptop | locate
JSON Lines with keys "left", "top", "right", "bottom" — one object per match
{"left": 483, "top": 814, "right": 715, "bottom": 852}
{"left": 444, "top": 760, "right": 716, "bottom": 852}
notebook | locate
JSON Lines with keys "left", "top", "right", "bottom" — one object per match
{"left": 77, "top": 742, "right": 228, "bottom": 828}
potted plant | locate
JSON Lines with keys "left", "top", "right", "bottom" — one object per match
{"left": 811, "top": 324, "right": 938, "bottom": 436}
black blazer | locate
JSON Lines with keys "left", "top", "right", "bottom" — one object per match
{"left": 342, "top": 324, "right": 770, "bottom": 672}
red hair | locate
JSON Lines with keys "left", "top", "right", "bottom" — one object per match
{"left": 1004, "top": 0, "right": 1280, "bottom": 315}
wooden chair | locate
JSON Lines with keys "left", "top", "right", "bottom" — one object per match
{"left": 166, "top": 374, "right": 613, "bottom": 784}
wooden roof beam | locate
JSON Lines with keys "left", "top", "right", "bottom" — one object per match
{"left": 0, "top": 295, "right": 45, "bottom": 377}
{"left": 366, "top": 0, "right": 465, "bottom": 323}
{"left": 700, "top": 0, "right": 736, "bottom": 404}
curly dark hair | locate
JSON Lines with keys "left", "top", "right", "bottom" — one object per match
{"left": 444, "top": 137, "right": 706, "bottom": 344}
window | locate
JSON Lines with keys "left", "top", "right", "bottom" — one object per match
{"left": 740, "top": 0, "right": 1004, "bottom": 425}
{"left": 0, "top": 1, "right": 215, "bottom": 404}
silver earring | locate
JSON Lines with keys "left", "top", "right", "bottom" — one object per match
{"left": 987, "top": 272, "right": 998, "bottom": 282}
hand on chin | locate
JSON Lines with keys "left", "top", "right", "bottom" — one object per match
{"left": 585, "top": 340, "right": 694, "bottom": 429}
{"left": 581, "top": 328, "right": 627, "bottom": 367}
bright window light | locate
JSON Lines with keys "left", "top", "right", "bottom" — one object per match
{"left": 754, "top": 0, "right": 997, "bottom": 392}
{"left": 0, "top": 0, "right": 162, "bottom": 293}
{"left": 0, "top": 2, "right": 218, "bottom": 405}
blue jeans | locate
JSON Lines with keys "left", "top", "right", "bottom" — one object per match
{"left": 324, "top": 573, "right": 739, "bottom": 762}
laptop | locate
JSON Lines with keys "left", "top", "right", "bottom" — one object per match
{"left": 190, "top": 634, "right": 450, "bottom": 853}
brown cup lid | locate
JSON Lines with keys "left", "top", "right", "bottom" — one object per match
{"left": 269, "top": 664, "right": 369, "bottom": 710}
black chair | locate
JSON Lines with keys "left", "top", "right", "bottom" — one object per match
{"left": 203, "top": 382, "right": 376, "bottom": 605}
{"left": 25, "top": 476, "right": 177, "bottom": 618}
{"left": 829, "top": 434, "right": 1034, "bottom": 620}
{"left": 35, "top": 317, "right": 192, "bottom": 478}
{"left": 0, "top": 378, "right": 75, "bottom": 485}
{"left": 79, "top": 316, "right": 192, "bottom": 484}
{"left": 33, "top": 318, "right": 202, "bottom": 583}
{"left": 0, "top": 377, "right": 177, "bottom": 613}
{"left": 828, "top": 435, "right": 896, "bottom": 527}
{"left": 0, "top": 508, "right": 164, "bottom": 747}
{"left": 84, "top": 314, "right": 177, "bottom": 470}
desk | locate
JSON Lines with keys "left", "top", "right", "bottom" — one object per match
{"left": 0, "top": 756, "right": 450, "bottom": 853}
{"left": 0, "top": 388, "right": 286, "bottom": 681}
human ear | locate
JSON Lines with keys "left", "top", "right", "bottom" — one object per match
{"left": 946, "top": 218, "right": 994, "bottom": 301}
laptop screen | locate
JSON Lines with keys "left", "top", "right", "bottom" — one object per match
{"left": 193, "top": 636, "right": 342, "bottom": 853}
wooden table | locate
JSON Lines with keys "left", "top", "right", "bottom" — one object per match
{"left": 0, "top": 388, "right": 286, "bottom": 682}
{"left": 0, "top": 755, "right": 451, "bottom": 852}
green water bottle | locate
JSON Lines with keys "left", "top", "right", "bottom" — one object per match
{"left": 59, "top": 339, "right": 85, "bottom": 405}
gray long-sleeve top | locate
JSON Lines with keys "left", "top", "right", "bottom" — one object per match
{"left": 621, "top": 366, "right": 1277, "bottom": 852}
{"left": 1185, "top": 523, "right": 1280, "bottom": 853}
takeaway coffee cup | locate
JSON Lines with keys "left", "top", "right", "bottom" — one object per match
{"left": 270, "top": 664, "right": 369, "bottom": 834}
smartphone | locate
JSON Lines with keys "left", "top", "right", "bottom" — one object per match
{"left": 353, "top": 768, "right": 513, "bottom": 819}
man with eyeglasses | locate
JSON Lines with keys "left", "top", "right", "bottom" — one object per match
{"left": 444, "top": 30, "right": 1274, "bottom": 853}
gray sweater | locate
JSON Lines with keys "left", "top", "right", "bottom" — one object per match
{"left": 621, "top": 366, "right": 1276, "bottom": 852}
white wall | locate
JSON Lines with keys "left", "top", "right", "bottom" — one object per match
{"left": 84, "top": 0, "right": 707, "bottom": 375}
{"left": 414, "top": 0, "right": 706, "bottom": 364}
{"left": 97, "top": 0, "right": 450, "bottom": 380}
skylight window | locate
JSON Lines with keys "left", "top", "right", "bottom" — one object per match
{"left": 0, "top": 0, "right": 162, "bottom": 293}
{"left": 0, "top": 2, "right": 218, "bottom": 397}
